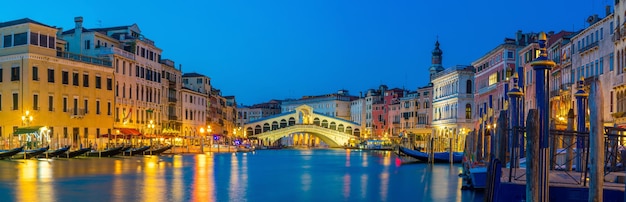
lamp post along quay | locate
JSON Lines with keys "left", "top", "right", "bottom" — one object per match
{"left": 529, "top": 32, "right": 555, "bottom": 202}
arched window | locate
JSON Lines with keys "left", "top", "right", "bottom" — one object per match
{"left": 465, "top": 103, "right": 472, "bottom": 119}
{"left": 424, "top": 101, "right": 429, "bottom": 108}
{"left": 466, "top": 80, "right": 472, "bottom": 94}
{"left": 272, "top": 121, "right": 279, "bottom": 130}
{"left": 263, "top": 123, "right": 270, "bottom": 132}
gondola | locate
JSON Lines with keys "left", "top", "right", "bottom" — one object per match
{"left": 0, "top": 147, "right": 24, "bottom": 159}
{"left": 64, "top": 148, "right": 92, "bottom": 158}
{"left": 143, "top": 145, "right": 173, "bottom": 155}
{"left": 122, "top": 146, "right": 151, "bottom": 156}
{"left": 86, "top": 146, "right": 125, "bottom": 157}
{"left": 12, "top": 146, "right": 50, "bottom": 159}
{"left": 398, "top": 146, "right": 463, "bottom": 163}
{"left": 36, "top": 146, "right": 70, "bottom": 158}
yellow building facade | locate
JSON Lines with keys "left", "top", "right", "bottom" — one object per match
{"left": 0, "top": 19, "right": 115, "bottom": 149}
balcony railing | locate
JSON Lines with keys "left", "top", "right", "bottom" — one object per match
{"left": 97, "top": 46, "right": 135, "bottom": 60}
{"left": 168, "top": 115, "right": 178, "bottom": 121}
{"left": 550, "top": 89, "right": 560, "bottom": 97}
{"left": 613, "top": 75, "right": 625, "bottom": 87}
{"left": 57, "top": 51, "right": 112, "bottom": 67}
{"left": 68, "top": 108, "right": 86, "bottom": 118}
{"left": 578, "top": 41, "right": 599, "bottom": 54}
{"left": 168, "top": 97, "right": 177, "bottom": 102}
{"left": 560, "top": 83, "right": 573, "bottom": 91}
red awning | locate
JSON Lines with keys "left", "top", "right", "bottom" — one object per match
{"left": 116, "top": 128, "right": 142, "bottom": 136}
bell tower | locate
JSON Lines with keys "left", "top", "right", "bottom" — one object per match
{"left": 429, "top": 40, "right": 444, "bottom": 81}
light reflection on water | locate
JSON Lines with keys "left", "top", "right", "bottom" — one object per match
{"left": 0, "top": 149, "right": 483, "bottom": 202}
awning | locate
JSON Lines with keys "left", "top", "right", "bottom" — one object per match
{"left": 14, "top": 126, "right": 45, "bottom": 135}
{"left": 115, "top": 128, "right": 142, "bottom": 136}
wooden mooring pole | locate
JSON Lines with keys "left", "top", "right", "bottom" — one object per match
{"left": 526, "top": 109, "right": 539, "bottom": 202}
{"left": 566, "top": 109, "right": 574, "bottom": 171}
{"left": 588, "top": 79, "right": 604, "bottom": 202}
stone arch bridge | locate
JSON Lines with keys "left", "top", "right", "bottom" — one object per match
{"left": 245, "top": 105, "right": 360, "bottom": 147}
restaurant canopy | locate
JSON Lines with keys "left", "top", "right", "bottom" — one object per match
{"left": 14, "top": 126, "right": 45, "bottom": 135}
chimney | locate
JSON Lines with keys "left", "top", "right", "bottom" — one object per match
{"left": 74, "top": 16, "right": 83, "bottom": 31}
{"left": 179, "top": 64, "right": 182, "bottom": 71}
{"left": 607, "top": 5, "right": 612, "bottom": 17}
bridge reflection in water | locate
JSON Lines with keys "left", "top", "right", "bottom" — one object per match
{"left": 0, "top": 150, "right": 482, "bottom": 201}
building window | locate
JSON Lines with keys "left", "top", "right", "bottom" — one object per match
{"left": 14, "top": 33, "right": 27, "bottom": 46}
{"left": 96, "top": 100, "right": 100, "bottom": 114}
{"left": 0, "top": 68, "right": 3, "bottom": 82}
{"left": 62, "top": 71, "right": 69, "bottom": 84}
{"left": 3, "top": 35, "right": 12, "bottom": 47}
{"left": 610, "top": 53, "right": 614, "bottom": 71}
{"left": 63, "top": 97, "right": 68, "bottom": 112}
{"left": 84, "top": 99, "right": 88, "bottom": 114}
{"left": 95, "top": 76, "right": 101, "bottom": 89}
{"left": 107, "top": 102, "right": 111, "bottom": 115}
{"left": 611, "top": 91, "right": 614, "bottom": 113}
{"left": 83, "top": 74, "right": 89, "bottom": 87}
{"left": 30, "top": 32, "right": 39, "bottom": 45}
{"left": 85, "top": 40, "right": 91, "bottom": 49}
{"left": 48, "top": 69, "right": 54, "bottom": 83}
{"left": 466, "top": 80, "right": 472, "bottom": 94}
{"left": 40, "top": 34, "right": 47, "bottom": 48}
{"left": 72, "top": 72, "right": 79, "bottom": 86}
{"left": 48, "top": 95, "right": 53, "bottom": 112}
{"left": 11, "top": 66, "right": 19, "bottom": 81}
{"left": 12, "top": 93, "right": 18, "bottom": 110}
{"left": 106, "top": 78, "right": 112, "bottom": 90}
{"left": 32, "top": 66, "right": 39, "bottom": 81}
{"left": 33, "top": 94, "right": 38, "bottom": 110}
{"left": 465, "top": 104, "right": 472, "bottom": 119}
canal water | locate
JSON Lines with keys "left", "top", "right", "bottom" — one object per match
{"left": 0, "top": 149, "right": 483, "bottom": 202}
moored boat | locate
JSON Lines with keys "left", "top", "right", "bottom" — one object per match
{"left": 122, "top": 146, "right": 151, "bottom": 156}
{"left": 398, "top": 146, "right": 463, "bottom": 163}
{"left": 37, "top": 146, "right": 70, "bottom": 158}
{"left": 0, "top": 147, "right": 25, "bottom": 159}
{"left": 64, "top": 148, "right": 92, "bottom": 158}
{"left": 237, "top": 145, "right": 255, "bottom": 152}
{"left": 143, "top": 145, "right": 173, "bottom": 155}
{"left": 87, "top": 146, "right": 125, "bottom": 157}
{"left": 12, "top": 146, "right": 50, "bottom": 159}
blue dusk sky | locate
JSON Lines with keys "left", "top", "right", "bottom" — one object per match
{"left": 1, "top": 0, "right": 610, "bottom": 105}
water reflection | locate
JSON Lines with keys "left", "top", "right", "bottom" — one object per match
{"left": 0, "top": 149, "right": 482, "bottom": 202}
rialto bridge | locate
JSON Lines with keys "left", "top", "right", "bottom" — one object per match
{"left": 246, "top": 105, "right": 360, "bottom": 147}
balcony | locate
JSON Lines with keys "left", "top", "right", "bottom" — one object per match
{"left": 68, "top": 108, "right": 86, "bottom": 118}
{"left": 578, "top": 41, "right": 599, "bottom": 54}
{"left": 56, "top": 51, "right": 112, "bottom": 67}
{"left": 168, "top": 115, "right": 178, "bottom": 121}
{"left": 560, "top": 83, "right": 573, "bottom": 91}
{"left": 168, "top": 97, "right": 177, "bottom": 102}
{"left": 97, "top": 46, "right": 135, "bottom": 60}
{"left": 613, "top": 75, "right": 625, "bottom": 87}
{"left": 550, "top": 89, "right": 560, "bottom": 97}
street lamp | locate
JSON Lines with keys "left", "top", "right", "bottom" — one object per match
{"left": 21, "top": 110, "right": 33, "bottom": 126}
{"left": 148, "top": 120, "right": 155, "bottom": 147}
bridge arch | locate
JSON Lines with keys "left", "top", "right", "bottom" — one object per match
{"left": 244, "top": 105, "right": 362, "bottom": 146}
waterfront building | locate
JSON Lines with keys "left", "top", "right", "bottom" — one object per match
{"left": 372, "top": 87, "right": 404, "bottom": 137}
{"left": 237, "top": 100, "right": 282, "bottom": 127}
{"left": 280, "top": 90, "right": 356, "bottom": 121}
{"left": 612, "top": 1, "right": 626, "bottom": 126}
{"left": 431, "top": 65, "right": 475, "bottom": 152}
{"left": 181, "top": 73, "right": 210, "bottom": 141}
{"left": 473, "top": 32, "right": 537, "bottom": 130}
{"left": 570, "top": 13, "right": 615, "bottom": 127}
{"left": 180, "top": 85, "right": 208, "bottom": 144}
{"left": 61, "top": 17, "right": 165, "bottom": 141}
{"left": 208, "top": 88, "right": 237, "bottom": 138}
{"left": 160, "top": 59, "right": 183, "bottom": 136}
{"left": 0, "top": 18, "right": 115, "bottom": 148}
{"left": 547, "top": 31, "right": 574, "bottom": 129}
{"left": 349, "top": 95, "right": 365, "bottom": 138}
{"left": 520, "top": 42, "right": 540, "bottom": 112}
{"left": 363, "top": 87, "right": 383, "bottom": 138}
